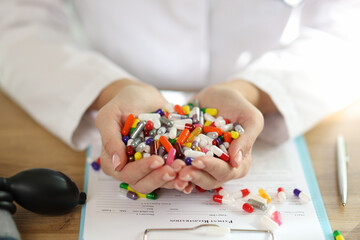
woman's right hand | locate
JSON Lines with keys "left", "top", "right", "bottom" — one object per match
{"left": 93, "top": 80, "right": 183, "bottom": 194}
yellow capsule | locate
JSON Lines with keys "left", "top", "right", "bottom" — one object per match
{"left": 128, "top": 186, "right": 147, "bottom": 198}
{"left": 205, "top": 108, "right": 218, "bottom": 116}
{"left": 204, "top": 120, "right": 212, "bottom": 127}
{"left": 186, "top": 127, "right": 202, "bottom": 143}
{"left": 131, "top": 119, "right": 140, "bottom": 128}
{"left": 156, "top": 139, "right": 160, "bottom": 149}
{"left": 230, "top": 131, "right": 239, "bottom": 139}
{"left": 185, "top": 142, "right": 192, "bottom": 148}
{"left": 258, "top": 188, "right": 271, "bottom": 204}
{"left": 134, "top": 152, "right": 142, "bottom": 161}
{"left": 183, "top": 105, "right": 190, "bottom": 115}
{"left": 194, "top": 147, "right": 201, "bottom": 152}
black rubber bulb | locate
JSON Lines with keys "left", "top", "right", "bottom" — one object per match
{"left": 0, "top": 168, "right": 86, "bottom": 215}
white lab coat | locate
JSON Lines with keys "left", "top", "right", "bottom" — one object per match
{"left": 0, "top": 0, "right": 359, "bottom": 150}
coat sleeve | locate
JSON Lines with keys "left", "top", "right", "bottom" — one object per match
{"left": 231, "top": 0, "right": 360, "bottom": 144}
{"left": 0, "top": 0, "right": 136, "bottom": 150}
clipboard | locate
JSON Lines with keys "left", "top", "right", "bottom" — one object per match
{"left": 78, "top": 136, "right": 332, "bottom": 240}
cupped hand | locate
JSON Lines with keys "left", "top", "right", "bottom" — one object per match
{"left": 174, "top": 84, "right": 264, "bottom": 190}
{"left": 94, "top": 81, "right": 178, "bottom": 193}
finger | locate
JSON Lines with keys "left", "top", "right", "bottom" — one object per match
{"left": 183, "top": 182, "right": 194, "bottom": 194}
{"left": 129, "top": 165, "right": 177, "bottom": 193}
{"left": 171, "top": 159, "right": 186, "bottom": 172}
{"left": 95, "top": 103, "right": 128, "bottom": 171}
{"left": 228, "top": 110, "right": 263, "bottom": 168}
{"left": 114, "top": 155, "right": 166, "bottom": 184}
{"left": 190, "top": 156, "right": 241, "bottom": 181}
{"left": 178, "top": 165, "right": 220, "bottom": 190}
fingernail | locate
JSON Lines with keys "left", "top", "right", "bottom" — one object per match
{"left": 183, "top": 184, "right": 194, "bottom": 194}
{"left": 234, "top": 150, "right": 243, "bottom": 167}
{"left": 175, "top": 182, "right": 188, "bottom": 191}
{"left": 112, "top": 152, "right": 121, "bottom": 171}
{"left": 180, "top": 174, "right": 192, "bottom": 182}
{"left": 192, "top": 160, "right": 205, "bottom": 169}
{"left": 150, "top": 159, "right": 164, "bottom": 169}
{"left": 162, "top": 173, "right": 176, "bottom": 181}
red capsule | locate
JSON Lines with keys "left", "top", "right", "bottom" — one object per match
{"left": 195, "top": 185, "right": 206, "bottom": 192}
{"left": 213, "top": 195, "right": 233, "bottom": 205}
{"left": 96, "top": 157, "right": 101, "bottom": 166}
{"left": 145, "top": 120, "right": 153, "bottom": 130}
{"left": 126, "top": 146, "right": 134, "bottom": 156}
{"left": 184, "top": 123, "right": 195, "bottom": 131}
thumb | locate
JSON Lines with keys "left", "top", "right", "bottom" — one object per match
{"left": 95, "top": 105, "right": 128, "bottom": 174}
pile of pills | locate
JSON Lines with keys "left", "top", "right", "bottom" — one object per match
{"left": 202, "top": 186, "right": 311, "bottom": 231}
{"left": 121, "top": 100, "right": 244, "bottom": 166}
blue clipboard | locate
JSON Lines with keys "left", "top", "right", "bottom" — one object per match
{"left": 78, "top": 136, "right": 333, "bottom": 240}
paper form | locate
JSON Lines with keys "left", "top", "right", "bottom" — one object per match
{"left": 81, "top": 139, "right": 326, "bottom": 240}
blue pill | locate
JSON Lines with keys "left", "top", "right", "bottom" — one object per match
{"left": 185, "top": 157, "right": 194, "bottom": 165}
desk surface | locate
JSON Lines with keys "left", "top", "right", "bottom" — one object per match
{"left": 0, "top": 90, "right": 359, "bottom": 239}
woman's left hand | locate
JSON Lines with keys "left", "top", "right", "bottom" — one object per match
{"left": 173, "top": 83, "right": 265, "bottom": 190}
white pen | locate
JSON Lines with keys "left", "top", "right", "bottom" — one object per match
{"left": 337, "top": 135, "right": 349, "bottom": 207}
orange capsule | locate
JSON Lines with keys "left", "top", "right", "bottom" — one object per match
{"left": 159, "top": 136, "right": 173, "bottom": 153}
{"left": 176, "top": 128, "right": 190, "bottom": 145}
{"left": 174, "top": 104, "right": 186, "bottom": 115}
{"left": 203, "top": 126, "right": 223, "bottom": 136}
{"left": 121, "top": 114, "right": 136, "bottom": 136}
{"left": 224, "top": 132, "right": 232, "bottom": 144}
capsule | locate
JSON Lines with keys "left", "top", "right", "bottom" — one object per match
{"left": 184, "top": 157, "right": 193, "bottom": 165}
{"left": 130, "top": 121, "right": 146, "bottom": 139}
{"left": 261, "top": 215, "right": 279, "bottom": 231}
{"left": 122, "top": 135, "right": 130, "bottom": 144}
{"left": 293, "top": 188, "right": 311, "bottom": 203}
{"left": 158, "top": 145, "right": 166, "bottom": 158}
{"left": 230, "top": 189, "right": 250, "bottom": 199}
{"left": 210, "top": 145, "right": 230, "bottom": 161}
{"left": 204, "top": 108, "right": 218, "bottom": 116}
{"left": 134, "top": 152, "right": 142, "bottom": 161}
{"left": 149, "top": 140, "right": 158, "bottom": 155}
{"left": 166, "top": 148, "right": 176, "bottom": 165}
{"left": 186, "top": 127, "right": 202, "bottom": 143}
{"left": 234, "top": 199, "right": 254, "bottom": 213}
{"left": 174, "top": 104, "right": 186, "bottom": 115}
{"left": 203, "top": 126, "right": 223, "bottom": 136}
{"left": 195, "top": 185, "right": 206, "bottom": 192}
{"left": 120, "top": 183, "right": 158, "bottom": 200}
{"left": 277, "top": 187, "right": 287, "bottom": 203}
{"left": 183, "top": 105, "right": 190, "bottom": 115}
{"left": 223, "top": 132, "right": 232, "bottom": 143}
{"left": 91, "top": 161, "right": 100, "bottom": 171}
{"left": 333, "top": 230, "right": 345, "bottom": 240}
{"left": 136, "top": 142, "right": 146, "bottom": 153}
{"left": 157, "top": 126, "right": 167, "bottom": 135}
{"left": 174, "top": 142, "right": 185, "bottom": 159}
{"left": 130, "top": 137, "right": 142, "bottom": 148}
{"left": 215, "top": 187, "right": 229, "bottom": 197}
{"left": 121, "top": 114, "right": 136, "bottom": 136}
{"left": 247, "top": 198, "right": 268, "bottom": 211}
{"left": 159, "top": 136, "right": 173, "bottom": 152}
{"left": 233, "top": 122, "right": 245, "bottom": 135}
{"left": 126, "top": 145, "right": 135, "bottom": 156}
{"left": 230, "top": 131, "right": 240, "bottom": 139}
{"left": 168, "top": 113, "right": 188, "bottom": 120}
{"left": 126, "top": 190, "right": 139, "bottom": 200}
{"left": 258, "top": 188, "right": 271, "bottom": 204}
{"left": 213, "top": 195, "right": 234, "bottom": 205}
{"left": 184, "top": 149, "right": 206, "bottom": 158}
{"left": 145, "top": 120, "right": 154, "bottom": 130}
{"left": 160, "top": 116, "right": 173, "bottom": 127}
{"left": 176, "top": 128, "right": 190, "bottom": 145}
